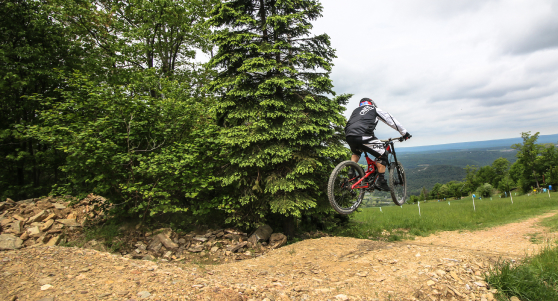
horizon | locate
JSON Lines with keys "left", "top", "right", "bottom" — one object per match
{"left": 396, "top": 132, "right": 558, "bottom": 149}
{"left": 312, "top": 0, "right": 558, "bottom": 147}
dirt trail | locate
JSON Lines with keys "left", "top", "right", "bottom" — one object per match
{"left": 2, "top": 212, "right": 557, "bottom": 301}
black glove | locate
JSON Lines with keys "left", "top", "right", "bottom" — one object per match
{"left": 402, "top": 132, "right": 412, "bottom": 141}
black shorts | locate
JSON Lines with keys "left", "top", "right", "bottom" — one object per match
{"left": 346, "top": 136, "right": 388, "bottom": 165}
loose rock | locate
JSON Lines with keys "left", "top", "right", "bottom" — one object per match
{"left": 0, "top": 234, "right": 23, "bottom": 250}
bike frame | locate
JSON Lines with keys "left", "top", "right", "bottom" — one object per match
{"left": 350, "top": 138, "right": 403, "bottom": 190}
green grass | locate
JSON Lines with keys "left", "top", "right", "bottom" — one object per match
{"left": 487, "top": 243, "right": 558, "bottom": 301}
{"left": 332, "top": 192, "right": 558, "bottom": 240}
{"left": 60, "top": 222, "right": 125, "bottom": 252}
{"left": 540, "top": 212, "right": 558, "bottom": 231}
{"left": 485, "top": 212, "right": 558, "bottom": 301}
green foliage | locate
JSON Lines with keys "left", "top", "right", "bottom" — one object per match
{"left": 498, "top": 174, "right": 516, "bottom": 196}
{"left": 415, "top": 130, "right": 558, "bottom": 198}
{"left": 207, "top": 0, "right": 349, "bottom": 227}
{"left": 29, "top": 71, "right": 221, "bottom": 219}
{"left": 492, "top": 157, "right": 511, "bottom": 187}
{"left": 54, "top": 0, "right": 216, "bottom": 80}
{"left": 512, "top": 132, "right": 545, "bottom": 191}
{"left": 476, "top": 183, "right": 493, "bottom": 198}
{"left": 0, "top": 0, "right": 84, "bottom": 200}
{"left": 487, "top": 244, "right": 558, "bottom": 301}
{"left": 405, "top": 165, "right": 466, "bottom": 196}
{"left": 393, "top": 148, "right": 518, "bottom": 170}
{"left": 508, "top": 132, "right": 558, "bottom": 193}
{"left": 408, "top": 195, "right": 420, "bottom": 204}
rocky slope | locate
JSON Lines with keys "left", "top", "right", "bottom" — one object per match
{"left": 1, "top": 197, "right": 556, "bottom": 301}
{"left": 0, "top": 196, "right": 289, "bottom": 263}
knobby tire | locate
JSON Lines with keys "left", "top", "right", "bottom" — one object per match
{"left": 327, "top": 161, "right": 366, "bottom": 215}
{"left": 389, "top": 161, "right": 407, "bottom": 206}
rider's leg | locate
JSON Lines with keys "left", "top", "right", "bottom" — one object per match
{"left": 374, "top": 153, "right": 390, "bottom": 191}
{"left": 375, "top": 162, "right": 386, "bottom": 173}
{"left": 351, "top": 154, "right": 360, "bottom": 163}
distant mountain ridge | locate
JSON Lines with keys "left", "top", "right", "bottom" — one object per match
{"left": 397, "top": 133, "right": 558, "bottom": 153}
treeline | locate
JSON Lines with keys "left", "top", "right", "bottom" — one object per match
{"left": 0, "top": 0, "right": 350, "bottom": 231}
{"left": 405, "top": 165, "right": 466, "bottom": 196}
{"left": 410, "top": 132, "right": 558, "bottom": 202}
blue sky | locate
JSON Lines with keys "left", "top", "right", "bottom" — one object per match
{"left": 312, "top": 0, "right": 558, "bottom": 147}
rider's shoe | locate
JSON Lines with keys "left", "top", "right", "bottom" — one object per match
{"left": 375, "top": 175, "right": 390, "bottom": 191}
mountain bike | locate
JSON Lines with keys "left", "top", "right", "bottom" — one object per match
{"left": 327, "top": 137, "right": 407, "bottom": 214}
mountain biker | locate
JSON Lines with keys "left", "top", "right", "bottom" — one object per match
{"left": 345, "top": 98, "right": 411, "bottom": 191}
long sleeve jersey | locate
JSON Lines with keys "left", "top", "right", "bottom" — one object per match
{"left": 344, "top": 105, "right": 407, "bottom": 137}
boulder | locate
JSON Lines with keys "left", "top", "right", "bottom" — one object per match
{"left": 155, "top": 233, "right": 178, "bottom": 249}
{"left": 0, "top": 218, "right": 13, "bottom": 227}
{"left": 148, "top": 236, "right": 163, "bottom": 252}
{"left": 19, "top": 231, "right": 29, "bottom": 241}
{"left": 45, "top": 236, "right": 60, "bottom": 247}
{"left": 28, "top": 210, "right": 49, "bottom": 223}
{"left": 27, "top": 226, "right": 41, "bottom": 237}
{"left": 0, "top": 234, "right": 23, "bottom": 250}
{"left": 248, "top": 224, "right": 273, "bottom": 245}
{"left": 11, "top": 220, "right": 23, "bottom": 234}
{"left": 193, "top": 236, "right": 208, "bottom": 242}
{"left": 12, "top": 214, "right": 26, "bottom": 222}
{"left": 188, "top": 245, "right": 204, "bottom": 253}
{"left": 154, "top": 228, "right": 172, "bottom": 237}
{"left": 269, "top": 233, "right": 287, "bottom": 249}
{"left": 41, "top": 219, "right": 54, "bottom": 232}
{"left": 229, "top": 241, "right": 248, "bottom": 253}
{"left": 43, "top": 213, "right": 57, "bottom": 222}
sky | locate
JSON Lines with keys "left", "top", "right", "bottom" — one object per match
{"left": 311, "top": 0, "right": 558, "bottom": 147}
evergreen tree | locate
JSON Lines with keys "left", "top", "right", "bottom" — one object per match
{"left": 208, "top": 0, "right": 350, "bottom": 227}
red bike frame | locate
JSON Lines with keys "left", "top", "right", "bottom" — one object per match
{"left": 350, "top": 153, "right": 378, "bottom": 190}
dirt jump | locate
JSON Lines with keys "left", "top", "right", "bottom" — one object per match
{"left": 1, "top": 212, "right": 556, "bottom": 301}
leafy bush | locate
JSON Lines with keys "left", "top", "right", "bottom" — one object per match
{"left": 476, "top": 183, "right": 493, "bottom": 198}
{"left": 29, "top": 71, "right": 222, "bottom": 220}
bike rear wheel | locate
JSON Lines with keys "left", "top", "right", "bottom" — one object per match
{"left": 388, "top": 161, "right": 407, "bottom": 206}
{"left": 327, "top": 161, "right": 366, "bottom": 215}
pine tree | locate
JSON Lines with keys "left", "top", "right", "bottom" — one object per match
{"left": 208, "top": 0, "right": 350, "bottom": 227}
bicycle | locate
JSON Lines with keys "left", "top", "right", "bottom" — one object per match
{"left": 327, "top": 137, "right": 407, "bottom": 214}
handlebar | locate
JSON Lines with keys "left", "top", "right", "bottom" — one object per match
{"left": 381, "top": 134, "right": 412, "bottom": 143}
{"left": 380, "top": 137, "right": 405, "bottom": 143}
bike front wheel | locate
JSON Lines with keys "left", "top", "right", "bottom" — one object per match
{"left": 327, "top": 161, "right": 366, "bottom": 215}
{"left": 389, "top": 161, "right": 407, "bottom": 206}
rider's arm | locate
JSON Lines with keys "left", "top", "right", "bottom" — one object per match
{"left": 376, "top": 108, "right": 407, "bottom": 136}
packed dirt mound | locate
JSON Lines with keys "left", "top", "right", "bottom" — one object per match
{"left": 1, "top": 212, "right": 555, "bottom": 301}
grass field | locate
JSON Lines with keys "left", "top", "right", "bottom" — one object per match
{"left": 487, "top": 211, "right": 558, "bottom": 301}
{"left": 329, "top": 192, "right": 558, "bottom": 300}
{"left": 333, "top": 192, "right": 558, "bottom": 241}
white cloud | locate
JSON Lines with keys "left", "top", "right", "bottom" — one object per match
{"left": 313, "top": 0, "right": 558, "bottom": 146}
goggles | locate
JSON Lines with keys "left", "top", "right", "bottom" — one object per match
{"left": 359, "top": 101, "right": 373, "bottom": 106}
